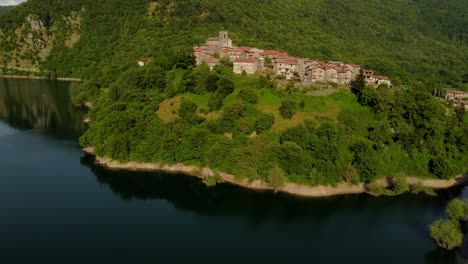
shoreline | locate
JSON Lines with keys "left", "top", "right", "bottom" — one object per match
{"left": 82, "top": 147, "right": 468, "bottom": 198}
{"left": 0, "top": 74, "right": 82, "bottom": 82}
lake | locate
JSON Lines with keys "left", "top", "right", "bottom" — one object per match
{"left": 0, "top": 78, "right": 465, "bottom": 264}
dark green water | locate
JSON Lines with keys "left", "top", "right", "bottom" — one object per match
{"left": 0, "top": 78, "right": 466, "bottom": 264}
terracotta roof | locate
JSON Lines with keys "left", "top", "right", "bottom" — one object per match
{"left": 234, "top": 58, "right": 255, "bottom": 63}
{"left": 205, "top": 56, "right": 220, "bottom": 63}
{"left": 193, "top": 47, "right": 202, "bottom": 52}
{"left": 236, "top": 47, "right": 253, "bottom": 52}
{"left": 447, "top": 90, "right": 467, "bottom": 94}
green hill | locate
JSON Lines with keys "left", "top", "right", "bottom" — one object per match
{"left": 0, "top": 0, "right": 466, "bottom": 191}
{"left": 0, "top": 0, "right": 467, "bottom": 87}
{"left": 0, "top": 6, "right": 13, "bottom": 16}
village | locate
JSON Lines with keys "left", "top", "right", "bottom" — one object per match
{"left": 193, "top": 31, "right": 393, "bottom": 87}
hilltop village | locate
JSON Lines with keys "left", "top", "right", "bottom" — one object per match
{"left": 193, "top": 31, "right": 392, "bottom": 87}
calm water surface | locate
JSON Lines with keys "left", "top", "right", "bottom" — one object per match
{"left": 0, "top": 78, "right": 466, "bottom": 264}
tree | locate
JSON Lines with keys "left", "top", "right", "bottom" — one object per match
{"left": 350, "top": 140, "right": 378, "bottom": 182}
{"left": 350, "top": 70, "right": 366, "bottom": 97}
{"left": 237, "top": 89, "right": 258, "bottom": 104}
{"left": 216, "top": 76, "right": 235, "bottom": 98}
{"left": 430, "top": 219, "right": 463, "bottom": 250}
{"left": 279, "top": 100, "right": 297, "bottom": 119}
{"left": 267, "top": 166, "right": 286, "bottom": 191}
{"left": 429, "top": 157, "right": 454, "bottom": 180}
{"left": 255, "top": 113, "right": 275, "bottom": 133}
{"left": 446, "top": 198, "right": 467, "bottom": 220}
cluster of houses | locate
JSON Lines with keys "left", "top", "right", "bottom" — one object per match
{"left": 193, "top": 31, "right": 392, "bottom": 87}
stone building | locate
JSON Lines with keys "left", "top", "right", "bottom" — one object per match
{"left": 446, "top": 90, "right": 468, "bottom": 100}
{"left": 233, "top": 58, "right": 257, "bottom": 74}
{"left": 194, "top": 31, "right": 390, "bottom": 84}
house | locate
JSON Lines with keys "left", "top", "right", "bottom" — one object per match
{"left": 337, "top": 68, "right": 353, "bottom": 84}
{"left": 446, "top": 90, "right": 468, "bottom": 100}
{"left": 310, "top": 67, "right": 326, "bottom": 82}
{"left": 233, "top": 58, "right": 257, "bottom": 74}
{"left": 325, "top": 67, "right": 338, "bottom": 83}
{"left": 374, "top": 76, "right": 392, "bottom": 86}
{"left": 273, "top": 58, "right": 298, "bottom": 79}
{"left": 205, "top": 56, "right": 220, "bottom": 70}
{"left": 193, "top": 31, "right": 391, "bottom": 86}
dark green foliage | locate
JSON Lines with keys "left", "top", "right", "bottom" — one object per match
{"left": 429, "top": 157, "right": 454, "bottom": 180}
{"left": 223, "top": 102, "right": 246, "bottom": 123}
{"left": 179, "top": 99, "right": 203, "bottom": 124}
{"left": 255, "top": 113, "right": 275, "bottom": 133}
{"left": 350, "top": 141, "right": 378, "bottom": 182}
{"left": 446, "top": 199, "right": 467, "bottom": 220}
{"left": 237, "top": 89, "right": 258, "bottom": 104}
{"left": 279, "top": 100, "right": 297, "bottom": 119}
{"left": 430, "top": 219, "right": 463, "bottom": 250}
{"left": 350, "top": 70, "right": 366, "bottom": 97}
{"left": 216, "top": 76, "right": 235, "bottom": 98}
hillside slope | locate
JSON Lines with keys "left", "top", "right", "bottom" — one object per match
{"left": 0, "top": 6, "right": 13, "bottom": 15}
{"left": 0, "top": 0, "right": 467, "bottom": 87}
{"left": 1, "top": 0, "right": 466, "bottom": 190}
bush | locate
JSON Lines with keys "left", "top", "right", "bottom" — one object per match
{"left": 430, "top": 219, "right": 463, "bottom": 250}
{"left": 409, "top": 182, "right": 437, "bottom": 196}
{"left": 429, "top": 157, "right": 454, "bottom": 180}
{"left": 267, "top": 166, "right": 286, "bottom": 191}
{"left": 255, "top": 113, "right": 275, "bottom": 133}
{"left": 237, "top": 89, "right": 258, "bottom": 104}
{"left": 446, "top": 199, "right": 467, "bottom": 220}
{"left": 279, "top": 100, "right": 297, "bottom": 119}
{"left": 391, "top": 177, "right": 409, "bottom": 195}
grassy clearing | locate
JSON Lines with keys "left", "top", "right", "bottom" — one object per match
{"left": 156, "top": 93, "right": 223, "bottom": 122}
{"left": 158, "top": 86, "right": 373, "bottom": 134}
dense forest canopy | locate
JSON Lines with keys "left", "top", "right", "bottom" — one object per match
{"left": 0, "top": 0, "right": 466, "bottom": 189}
{"left": 0, "top": 6, "right": 14, "bottom": 15}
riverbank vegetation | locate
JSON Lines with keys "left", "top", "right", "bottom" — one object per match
{"left": 430, "top": 198, "right": 468, "bottom": 250}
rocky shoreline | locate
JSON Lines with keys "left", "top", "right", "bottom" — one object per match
{"left": 83, "top": 147, "right": 467, "bottom": 198}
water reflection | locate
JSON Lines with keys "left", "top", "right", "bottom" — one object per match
{"left": 81, "top": 154, "right": 462, "bottom": 222}
{"left": 0, "top": 78, "right": 86, "bottom": 139}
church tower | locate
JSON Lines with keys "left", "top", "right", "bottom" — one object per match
{"left": 219, "top": 31, "right": 232, "bottom": 48}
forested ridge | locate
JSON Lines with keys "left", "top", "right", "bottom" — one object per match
{"left": 0, "top": 0, "right": 467, "bottom": 190}
{"left": 0, "top": 6, "right": 13, "bottom": 15}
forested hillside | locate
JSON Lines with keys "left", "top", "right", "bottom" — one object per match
{"left": 0, "top": 0, "right": 467, "bottom": 87}
{"left": 1, "top": 0, "right": 466, "bottom": 191}
{"left": 0, "top": 6, "right": 13, "bottom": 15}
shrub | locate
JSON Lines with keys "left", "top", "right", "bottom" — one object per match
{"left": 446, "top": 199, "right": 467, "bottom": 220}
{"left": 429, "top": 157, "right": 454, "bottom": 179}
{"left": 237, "top": 89, "right": 258, "bottom": 104}
{"left": 279, "top": 100, "right": 297, "bottom": 119}
{"left": 267, "top": 166, "right": 286, "bottom": 191}
{"left": 391, "top": 177, "right": 409, "bottom": 195}
{"left": 430, "top": 219, "right": 463, "bottom": 250}
{"left": 255, "top": 113, "right": 275, "bottom": 133}
{"left": 203, "top": 176, "right": 217, "bottom": 187}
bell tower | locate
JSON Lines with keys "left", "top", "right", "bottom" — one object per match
{"left": 219, "top": 31, "right": 231, "bottom": 48}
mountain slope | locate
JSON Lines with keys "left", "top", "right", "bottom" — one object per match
{"left": 0, "top": 0, "right": 467, "bottom": 87}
